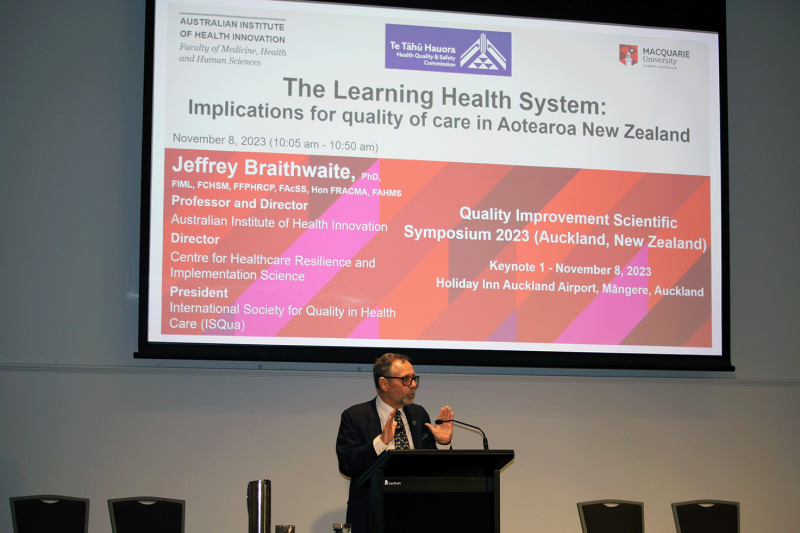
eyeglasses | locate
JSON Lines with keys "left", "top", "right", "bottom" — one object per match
{"left": 383, "top": 375, "right": 420, "bottom": 387}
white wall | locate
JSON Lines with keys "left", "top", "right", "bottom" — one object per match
{"left": 2, "top": 370, "right": 798, "bottom": 533}
{"left": 1, "top": 0, "right": 798, "bottom": 532}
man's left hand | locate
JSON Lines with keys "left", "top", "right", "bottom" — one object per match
{"left": 425, "top": 405, "right": 454, "bottom": 445}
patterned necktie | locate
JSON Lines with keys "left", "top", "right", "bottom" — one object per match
{"left": 394, "top": 409, "right": 410, "bottom": 450}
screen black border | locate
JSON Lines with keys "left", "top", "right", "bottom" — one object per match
{"left": 137, "top": 0, "right": 732, "bottom": 372}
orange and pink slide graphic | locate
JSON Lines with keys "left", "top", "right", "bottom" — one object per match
{"left": 162, "top": 148, "right": 711, "bottom": 348}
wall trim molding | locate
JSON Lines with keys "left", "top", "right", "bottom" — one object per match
{"left": 1, "top": 362, "right": 799, "bottom": 387}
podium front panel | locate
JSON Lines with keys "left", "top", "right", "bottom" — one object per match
{"left": 363, "top": 450, "right": 512, "bottom": 533}
{"left": 372, "top": 469, "right": 501, "bottom": 533}
{"left": 384, "top": 492, "right": 493, "bottom": 533}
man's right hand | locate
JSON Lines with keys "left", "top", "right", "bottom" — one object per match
{"left": 380, "top": 408, "right": 398, "bottom": 445}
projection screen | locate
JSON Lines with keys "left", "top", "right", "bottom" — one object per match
{"left": 137, "top": 0, "right": 732, "bottom": 370}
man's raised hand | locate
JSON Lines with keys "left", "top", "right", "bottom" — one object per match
{"left": 426, "top": 405, "right": 454, "bottom": 445}
{"left": 380, "top": 408, "right": 398, "bottom": 445}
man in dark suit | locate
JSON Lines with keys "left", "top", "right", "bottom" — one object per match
{"left": 335, "top": 353, "right": 454, "bottom": 533}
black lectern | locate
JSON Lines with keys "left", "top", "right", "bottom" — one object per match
{"left": 357, "top": 449, "right": 514, "bottom": 533}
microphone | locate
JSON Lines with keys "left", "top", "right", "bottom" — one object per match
{"left": 435, "top": 419, "right": 489, "bottom": 450}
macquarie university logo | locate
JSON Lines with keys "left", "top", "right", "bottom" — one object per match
{"left": 620, "top": 44, "right": 638, "bottom": 66}
{"left": 386, "top": 24, "right": 512, "bottom": 77}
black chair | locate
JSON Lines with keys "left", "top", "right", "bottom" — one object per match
{"left": 672, "top": 500, "right": 739, "bottom": 533}
{"left": 578, "top": 499, "right": 644, "bottom": 533}
{"left": 108, "top": 497, "right": 184, "bottom": 533}
{"left": 10, "top": 495, "right": 89, "bottom": 533}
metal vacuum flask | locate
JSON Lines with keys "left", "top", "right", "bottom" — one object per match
{"left": 247, "top": 479, "right": 271, "bottom": 533}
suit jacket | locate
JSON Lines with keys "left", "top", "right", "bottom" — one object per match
{"left": 336, "top": 398, "right": 439, "bottom": 533}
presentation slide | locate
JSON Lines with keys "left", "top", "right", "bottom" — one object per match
{"left": 145, "top": 0, "right": 724, "bottom": 361}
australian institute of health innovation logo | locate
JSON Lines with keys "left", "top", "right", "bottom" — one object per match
{"left": 385, "top": 24, "right": 512, "bottom": 77}
{"left": 620, "top": 44, "right": 638, "bottom": 66}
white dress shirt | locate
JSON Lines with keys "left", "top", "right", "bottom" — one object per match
{"left": 372, "top": 396, "right": 450, "bottom": 455}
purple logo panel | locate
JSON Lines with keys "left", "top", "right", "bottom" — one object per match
{"left": 386, "top": 24, "right": 512, "bottom": 77}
